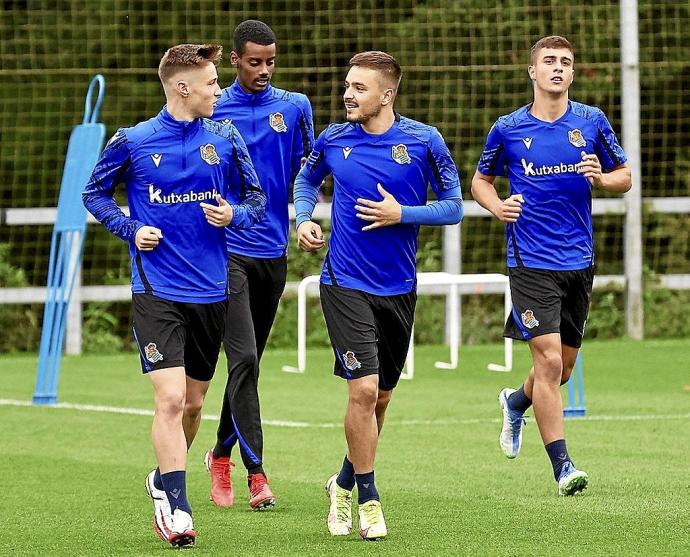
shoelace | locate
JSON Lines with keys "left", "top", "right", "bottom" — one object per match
{"left": 335, "top": 490, "right": 352, "bottom": 522}
{"left": 510, "top": 415, "right": 527, "bottom": 429}
{"left": 361, "top": 502, "right": 382, "bottom": 525}
{"left": 249, "top": 474, "right": 267, "bottom": 496}
{"left": 213, "top": 458, "right": 235, "bottom": 489}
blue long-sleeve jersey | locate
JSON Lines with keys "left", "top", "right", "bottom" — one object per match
{"left": 213, "top": 81, "right": 314, "bottom": 258}
{"left": 477, "top": 101, "right": 627, "bottom": 271}
{"left": 294, "top": 115, "right": 463, "bottom": 296}
{"left": 83, "top": 107, "right": 266, "bottom": 304}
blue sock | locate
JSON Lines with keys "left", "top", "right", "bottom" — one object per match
{"left": 508, "top": 385, "right": 532, "bottom": 414}
{"left": 153, "top": 468, "right": 164, "bottom": 490}
{"left": 160, "top": 470, "right": 192, "bottom": 515}
{"left": 544, "top": 439, "right": 571, "bottom": 481}
{"left": 336, "top": 456, "right": 355, "bottom": 491}
{"left": 355, "top": 471, "right": 379, "bottom": 505}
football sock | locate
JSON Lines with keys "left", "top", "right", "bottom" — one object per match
{"left": 508, "top": 385, "right": 532, "bottom": 414}
{"left": 336, "top": 455, "right": 356, "bottom": 491}
{"left": 247, "top": 465, "right": 265, "bottom": 476}
{"left": 160, "top": 470, "right": 192, "bottom": 515}
{"left": 545, "top": 439, "right": 571, "bottom": 481}
{"left": 213, "top": 433, "right": 236, "bottom": 459}
{"left": 153, "top": 467, "right": 164, "bottom": 490}
{"left": 356, "top": 471, "right": 379, "bottom": 505}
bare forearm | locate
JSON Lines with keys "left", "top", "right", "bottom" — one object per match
{"left": 596, "top": 165, "right": 632, "bottom": 193}
{"left": 471, "top": 172, "right": 502, "bottom": 217}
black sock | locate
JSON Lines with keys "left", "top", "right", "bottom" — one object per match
{"left": 336, "top": 455, "right": 355, "bottom": 491}
{"left": 355, "top": 471, "right": 379, "bottom": 505}
{"left": 508, "top": 385, "right": 532, "bottom": 414}
{"left": 213, "top": 433, "right": 236, "bottom": 459}
{"left": 545, "top": 439, "right": 571, "bottom": 481}
{"left": 247, "top": 465, "right": 265, "bottom": 476}
{"left": 160, "top": 470, "right": 192, "bottom": 515}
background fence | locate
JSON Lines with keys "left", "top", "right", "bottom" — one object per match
{"left": 1, "top": 0, "right": 688, "bottom": 353}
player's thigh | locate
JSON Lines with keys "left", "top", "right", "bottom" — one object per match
{"left": 248, "top": 256, "right": 287, "bottom": 354}
{"left": 183, "top": 300, "right": 226, "bottom": 382}
{"left": 560, "top": 266, "right": 594, "bottom": 349}
{"left": 504, "top": 267, "right": 562, "bottom": 342}
{"left": 132, "top": 293, "right": 186, "bottom": 373}
{"left": 224, "top": 254, "right": 257, "bottom": 356}
{"left": 319, "top": 283, "right": 378, "bottom": 379}
{"left": 372, "top": 290, "right": 417, "bottom": 391}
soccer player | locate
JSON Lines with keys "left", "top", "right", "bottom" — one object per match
{"left": 471, "top": 35, "right": 632, "bottom": 496}
{"left": 294, "top": 51, "right": 463, "bottom": 540}
{"left": 203, "top": 20, "right": 314, "bottom": 510}
{"left": 83, "top": 43, "right": 265, "bottom": 547}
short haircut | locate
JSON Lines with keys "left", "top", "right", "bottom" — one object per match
{"left": 348, "top": 51, "right": 402, "bottom": 89}
{"left": 233, "top": 20, "right": 276, "bottom": 54}
{"left": 530, "top": 35, "right": 574, "bottom": 65}
{"left": 158, "top": 44, "right": 223, "bottom": 82}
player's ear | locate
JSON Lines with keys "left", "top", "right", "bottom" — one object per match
{"left": 230, "top": 51, "right": 240, "bottom": 67}
{"left": 176, "top": 79, "right": 190, "bottom": 98}
{"left": 527, "top": 65, "right": 536, "bottom": 81}
{"left": 381, "top": 87, "right": 394, "bottom": 106}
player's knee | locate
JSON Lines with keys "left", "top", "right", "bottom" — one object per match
{"left": 560, "top": 366, "right": 574, "bottom": 385}
{"left": 350, "top": 382, "right": 378, "bottom": 409}
{"left": 155, "top": 389, "right": 185, "bottom": 419}
{"left": 376, "top": 389, "right": 392, "bottom": 410}
{"left": 534, "top": 350, "right": 563, "bottom": 379}
{"left": 231, "top": 347, "right": 259, "bottom": 372}
{"left": 184, "top": 397, "right": 204, "bottom": 420}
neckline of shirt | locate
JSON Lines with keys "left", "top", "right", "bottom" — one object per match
{"left": 526, "top": 101, "right": 572, "bottom": 127}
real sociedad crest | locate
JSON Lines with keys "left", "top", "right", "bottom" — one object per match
{"left": 568, "top": 129, "right": 586, "bottom": 148}
{"left": 145, "top": 342, "right": 164, "bottom": 363}
{"left": 392, "top": 143, "right": 411, "bottom": 164}
{"left": 521, "top": 309, "right": 540, "bottom": 329}
{"left": 269, "top": 112, "right": 288, "bottom": 132}
{"left": 200, "top": 143, "right": 221, "bottom": 165}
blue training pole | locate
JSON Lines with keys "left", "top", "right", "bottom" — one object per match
{"left": 33, "top": 75, "right": 106, "bottom": 404}
{"left": 563, "top": 352, "right": 586, "bottom": 418}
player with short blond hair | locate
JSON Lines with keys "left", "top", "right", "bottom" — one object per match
{"left": 83, "top": 43, "right": 265, "bottom": 547}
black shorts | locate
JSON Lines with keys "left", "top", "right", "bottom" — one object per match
{"left": 319, "top": 283, "right": 417, "bottom": 391}
{"left": 132, "top": 293, "right": 226, "bottom": 381}
{"left": 504, "top": 266, "right": 594, "bottom": 348}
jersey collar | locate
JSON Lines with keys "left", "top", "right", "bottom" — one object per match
{"left": 227, "top": 79, "right": 273, "bottom": 104}
{"left": 157, "top": 107, "right": 202, "bottom": 135}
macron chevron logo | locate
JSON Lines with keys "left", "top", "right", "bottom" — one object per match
{"left": 522, "top": 138, "right": 533, "bottom": 150}
{"left": 151, "top": 153, "right": 162, "bottom": 167}
{"left": 342, "top": 147, "right": 353, "bottom": 159}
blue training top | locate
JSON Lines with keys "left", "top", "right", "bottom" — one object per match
{"left": 83, "top": 107, "right": 266, "bottom": 304}
{"left": 213, "top": 81, "right": 314, "bottom": 258}
{"left": 294, "top": 114, "right": 463, "bottom": 296}
{"left": 477, "top": 101, "right": 627, "bottom": 271}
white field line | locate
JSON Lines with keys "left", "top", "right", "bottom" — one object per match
{"left": 1, "top": 398, "right": 688, "bottom": 428}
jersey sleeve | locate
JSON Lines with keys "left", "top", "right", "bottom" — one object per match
{"left": 476, "top": 122, "right": 508, "bottom": 177}
{"left": 290, "top": 95, "right": 315, "bottom": 182}
{"left": 82, "top": 129, "right": 145, "bottom": 242}
{"left": 293, "top": 128, "right": 330, "bottom": 228}
{"left": 593, "top": 109, "right": 628, "bottom": 171}
{"left": 426, "top": 128, "right": 462, "bottom": 196}
{"left": 227, "top": 126, "right": 266, "bottom": 229}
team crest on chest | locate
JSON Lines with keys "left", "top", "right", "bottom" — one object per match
{"left": 269, "top": 112, "right": 288, "bottom": 132}
{"left": 200, "top": 143, "right": 221, "bottom": 165}
{"left": 568, "top": 129, "right": 586, "bottom": 148}
{"left": 145, "top": 342, "right": 164, "bottom": 363}
{"left": 392, "top": 143, "right": 411, "bottom": 164}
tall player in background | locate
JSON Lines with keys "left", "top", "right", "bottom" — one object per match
{"left": 471, "top": 35, "right": 631, "bottom": 496}
{"left": 83, "top": 44, "right": 265, "bottom": 547}
{"left": 204, "top": 20, "right": 314, "bottom": 510}
{"left": 295, "top": 51, "right": 463, "bottom": 540}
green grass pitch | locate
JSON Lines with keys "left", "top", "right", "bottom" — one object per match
{"left": 2, "top": 338, "right": 689, "bottom": 555}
